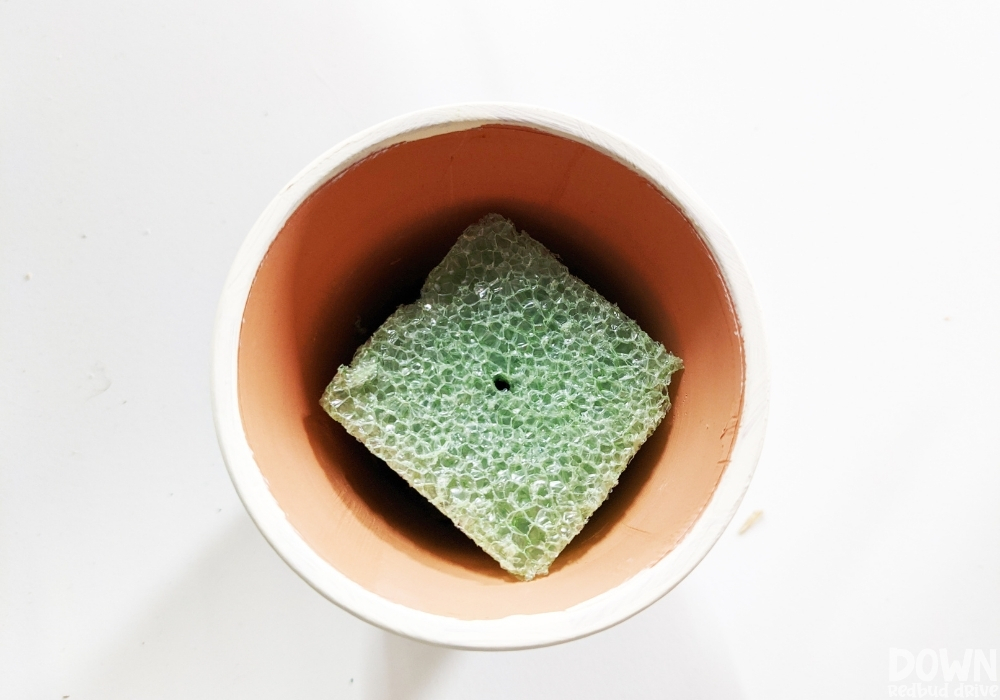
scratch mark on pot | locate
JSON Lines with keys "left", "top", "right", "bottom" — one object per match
{"left": 738, "top": 509, "right": 763, "bottom": 535}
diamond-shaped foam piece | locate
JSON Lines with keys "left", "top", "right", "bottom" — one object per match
{"left": 321, "top": 214, "right": 683, "bottom": 580}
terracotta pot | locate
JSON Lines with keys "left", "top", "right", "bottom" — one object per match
{"left": 212, "top": 104, "right": 768, "bottom": 649}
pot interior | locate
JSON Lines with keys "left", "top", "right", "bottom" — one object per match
{"left": 237, "top": 124, "right": 744, "bottom": 619}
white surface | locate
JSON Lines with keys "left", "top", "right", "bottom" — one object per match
{"left": 213, "top": 104, "right": 769, "bottom": 649}
{"left": 1, "top": 0, "right": 997, "bottom": 696}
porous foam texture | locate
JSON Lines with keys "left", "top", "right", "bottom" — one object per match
{"left": 321, "top": 214, "right": 683, "bottom": 580}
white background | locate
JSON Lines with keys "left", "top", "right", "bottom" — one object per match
{"left": 2, "top": 1, "right": 998, "bottom": 698}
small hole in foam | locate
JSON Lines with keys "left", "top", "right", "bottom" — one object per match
{"left": 493, "top": 375, "right": 511, "bottom": 392}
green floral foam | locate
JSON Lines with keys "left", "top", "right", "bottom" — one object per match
{"left": 321, "top": 214, "right": 682, "bottom": 580}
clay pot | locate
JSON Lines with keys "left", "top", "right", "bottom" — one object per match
{"left": 212, "top": 105, "right": 768, "bottom": 649}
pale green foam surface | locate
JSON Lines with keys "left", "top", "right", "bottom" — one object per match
{"left": 321, "top": 214, "right": 682, "bottom": 580}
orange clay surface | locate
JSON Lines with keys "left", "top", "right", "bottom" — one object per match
{"left": 237, "top": 125, "right": 744, "bottom": 620}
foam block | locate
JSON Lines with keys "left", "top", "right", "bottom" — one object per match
{"left": 322, "top": 214, "right": 682, "bottom": 580}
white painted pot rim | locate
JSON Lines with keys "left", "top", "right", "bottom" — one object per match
{"left": 211, "top": 103, "right": 769, "bottom": 650}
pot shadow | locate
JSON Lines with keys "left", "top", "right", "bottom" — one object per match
{"left": 67, "top": 513, "right": 454, "bottom": 699}
{"left": 439, "top": 578, "right": 749, "bottom": 699}
{"left": 63, "top": 510, "right": 743, "bottom": 699}
{"left": 365, "top": 633, "right": 454, "bottom": 700}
